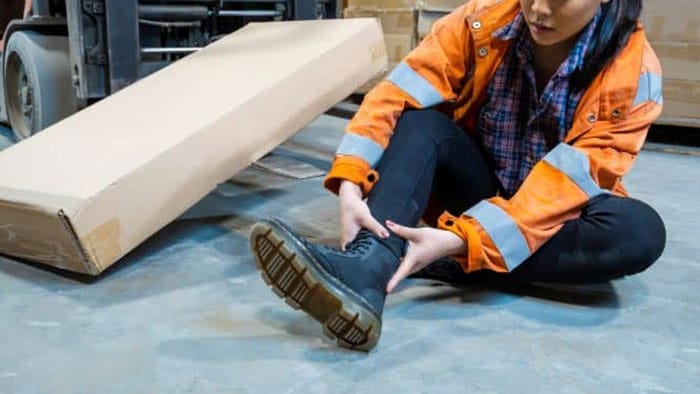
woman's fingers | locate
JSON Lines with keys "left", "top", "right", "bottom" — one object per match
{"left": 386, "top": 256, "right": 415, "bottom": 293}
{"left": 341, "top": 208, "right": 388, "bottom": 249}
{"left": 361, "top": 215, "right": 390, "bottom": 239}
{"left": 340, "top": 222, "right": 360, "bottom": 251}
{"left": 385, "top": 222, "right": 436, "bottom": 292}
{"left": 386, "top": 220, "right": 417, "bottom": 241}
{"left": 385, "top": 221, "right": 413, "bottom": 292}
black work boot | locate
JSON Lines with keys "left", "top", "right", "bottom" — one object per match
{"left": 249, "top": 218, "right": 400, "bottom": 351}
{"left": 410, "top": 256, "right": 510, "bottom": 285}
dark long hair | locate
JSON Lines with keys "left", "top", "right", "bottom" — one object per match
{"left": 571, "top": 0, "right": 642, "bottom": 93}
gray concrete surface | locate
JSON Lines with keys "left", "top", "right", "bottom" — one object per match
{"left": 0, "top": 116, "right": 698, "bottom": 393}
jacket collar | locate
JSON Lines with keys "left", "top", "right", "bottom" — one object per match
{"left": 464, "top": 0, "right": 647, "bottom": 139}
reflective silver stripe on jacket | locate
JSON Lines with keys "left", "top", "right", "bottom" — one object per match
{"left": 633, "top": 72, "right": 663, "bottom": 106}
{"left": 387, "top": 62, "right": 444, "bottom": 108}
{"left": 543, "top": 143, "right": 606, "bottom": 198}
{"left": 335, "top": 133, "right": 384, "bottom": 167}
{"left": 465, "top": 201, "right": 530, "bottom": 271}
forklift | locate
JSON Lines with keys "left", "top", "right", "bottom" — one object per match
{"left": 0, "top": 0, "right": 340, "bottom": 140}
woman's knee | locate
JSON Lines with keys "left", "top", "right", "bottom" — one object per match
{"left": 625, "top": 198, "right": 666, "bottom": 274}
{"left": 394, "top": 110, "right": 459, "bottom": 143}
{"left": 592, "top": 196, "right": 666, "bottom": 276}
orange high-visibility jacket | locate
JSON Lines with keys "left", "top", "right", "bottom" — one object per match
{"left": 324, "top": 0, "right": 663, "bottom": 273}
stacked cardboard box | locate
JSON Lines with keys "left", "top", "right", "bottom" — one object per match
{"left": 345, "top": 0, "right": 464, "bottom": 92}
{"left": 641, "top": 0, "right": 700, "bottom": 127}
{"left": 348, "top": 1, "right": 700, "bottom": 129}
{"left": 417, "top": 0, "right": 465, "bottom": 40}
{"left": 344, "top": 5, "right": 417, "bottom": 69}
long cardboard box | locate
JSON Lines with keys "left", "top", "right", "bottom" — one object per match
{"left": 0, "top": 19, "right": 387, "bottom": 275}
{"left": 343, "top": 8, "right": 417, "bottom": 61}
{"left": 344, "top": 6, "right": 417, "bottom": 93}
{"left": 354, "top": 34, "right": 414, "bottom": 93}
{"left": 384, "top": 33, "right": 415, "bottom": 62}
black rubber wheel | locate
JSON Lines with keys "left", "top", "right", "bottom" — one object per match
{"left": 3, "top": 31, "right": 78, "bottom": 140}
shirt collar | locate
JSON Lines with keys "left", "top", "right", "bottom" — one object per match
{"left": 493, "top": 11, "right": 526, "bottom": 41}
{"left": 561, "top": 7, "right": 601, "bottom": 76}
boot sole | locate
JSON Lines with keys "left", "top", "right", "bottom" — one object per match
{"left": 249, "top": 219, "right": 381, "bottom": 352}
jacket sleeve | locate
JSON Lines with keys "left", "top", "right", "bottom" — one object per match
{"left": 436, "top": 67, "right": 664, "bottom": 273}
{"left": 324, "top": 6, "right": 473, "bottom": 195}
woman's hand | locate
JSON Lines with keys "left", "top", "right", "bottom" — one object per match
{"left": 338, "top": 180, "right": 389, "bottom": 249}
{"left": 385, "top": 220, "right": 466, "bottom": 293}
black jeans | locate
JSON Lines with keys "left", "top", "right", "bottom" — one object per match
{"left": 366, "top": 110, "right": 666, "bottom": 283}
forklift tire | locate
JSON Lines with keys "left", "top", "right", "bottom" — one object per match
{"left": 3, "top": 31, "right": 78, "bottom": 140}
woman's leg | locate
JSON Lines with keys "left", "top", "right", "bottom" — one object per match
{"left": 249, "top": 109, "right": 498, "bottom": 350}
{"left": 366, "top": 110, "right": 498, "bottom": 255}
{"left": 414, "top": 191, "right": 666, "bottom": 284}
{"left": 509, "top": 194, "right": 666, "bottom": 283}
{"left": 395, "top": 116, "right": 667, "bottom": 284}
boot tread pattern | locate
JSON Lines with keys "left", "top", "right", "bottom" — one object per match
{"left": 250, "top": 222, "right": 379, "bottom": 351}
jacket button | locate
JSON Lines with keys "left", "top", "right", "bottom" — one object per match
{"left": 587, "top": 113, "right": 596, "bottom": 123}
{"left": 611, "top": 108, "right": 622, "bottom": 118}
{"left": 478, "top": 47, "right": 488, "bottom": 58}
{"left": 472, "top": 20, "right": 482, "bottom": 30}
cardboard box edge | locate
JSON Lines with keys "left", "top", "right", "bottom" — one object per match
{"left": 0, "top": 198, "right": 98, "bottom": 275}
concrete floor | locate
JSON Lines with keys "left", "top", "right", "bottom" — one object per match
{"left": 0, "top": 117, "right": 698, "bottom": 393}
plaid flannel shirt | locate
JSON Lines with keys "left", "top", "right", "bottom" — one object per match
{"left": 477, "top": 10, "right": 600, "bottom": 197}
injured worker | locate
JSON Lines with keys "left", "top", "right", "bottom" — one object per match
{"left": 249, "top": 0, "right": 666, "bottom": 351}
